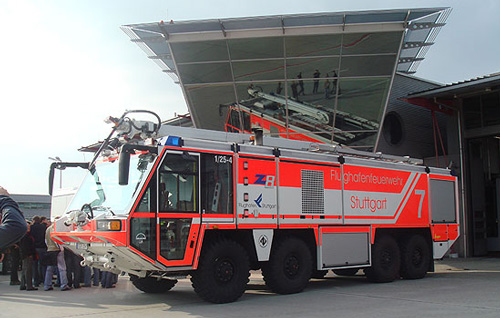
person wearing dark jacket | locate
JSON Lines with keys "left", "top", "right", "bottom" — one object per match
{"left": 65, "top": 247, "right": 83, "bottom": 288}
{"left": 6, "top": 244, "right": 21, "bottom": 285}
{"left": 30, "top": 215, "right": 47, "bottom": 287}
{"left": 0, "top": 186, "right": 27, "bottom": 249}
{"left": 19, "top": 222, "right": 37, "bottom": 290}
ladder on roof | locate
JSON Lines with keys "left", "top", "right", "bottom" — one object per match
{"left": 248, "top": 88, "right": 379, "bottom": 131}
{"left": 248, "top": 89, "right": 330, "bottom": 124}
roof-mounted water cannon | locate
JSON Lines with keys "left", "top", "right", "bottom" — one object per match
{"left": 105, "top": 113, "right": 160, "bottom": 142}
{"left": 90, "top": 110, "right": 162, "bottom": 171}
{"left": 104, "top": 110, "right": 162, "bottom": 186}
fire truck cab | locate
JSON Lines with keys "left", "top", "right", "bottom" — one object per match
{"left": 50, "top": 111, "right": 459, "bottom": 303}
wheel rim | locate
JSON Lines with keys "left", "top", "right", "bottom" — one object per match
{"left": 381, "top": 249, "right": 393, "bottom": 269}
{"left": 411, "top": 248, "right": 423, "bottom": 266}
{"left": 284, "top": 253, "right": 300, "bottom": 278}
{"left": 215, "top": 258, "right": 234, "bottom": 283}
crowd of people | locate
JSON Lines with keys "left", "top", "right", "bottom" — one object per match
{"left": 286, "top": 70, "right": 341, "bottom": 101}
{"left": 0, "top": 186, "right": 118, "bottom": 291}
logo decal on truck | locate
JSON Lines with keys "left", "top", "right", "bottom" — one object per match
{"left": 254, "top": 174, "right": 276, "bottom": 188}
{"left": 238, "top": 193, "right": 276, "bottom": 210}
{"left": 254, "top": 174, "right": 267, "bottom": 185}
{"left": 255, "top": 194, "right": 263, "bottom": 207}
{"left": 135, "top": 233, "right": 147, "bottom": 244}
{"left": 258, "top": 235, "right": 269, "bottom": 248}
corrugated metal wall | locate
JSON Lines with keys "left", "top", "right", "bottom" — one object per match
{"left": 377, "top": 74, "right": 448, "bottom": 159}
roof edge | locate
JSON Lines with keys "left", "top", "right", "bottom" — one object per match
{"left": 408, "top": 72, "right": 500, "bottom": 98}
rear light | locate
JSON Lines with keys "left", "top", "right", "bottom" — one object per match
{"left": 96, "top": 220, "right": 122, "bottom": 231}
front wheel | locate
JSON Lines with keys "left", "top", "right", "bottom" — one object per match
{"left": 262, "top": 237, "right": 312, "bottom": 294}
{"left": 191, "top": 239, "right": 250, "bottom": 303}
{"left": 130, "top": 275, "right": 177, "bottom": 293}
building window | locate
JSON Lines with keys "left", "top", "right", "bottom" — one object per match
{"left": 382, "top": 112, "right": 404, "bottom": 145}
{"left": 18, "top": 202, "right": 51, "bottom": 210}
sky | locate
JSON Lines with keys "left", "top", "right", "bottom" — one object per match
{"left": 0, "top": 0, "right": 499, "bottom": 195}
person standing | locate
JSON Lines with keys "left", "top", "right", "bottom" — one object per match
{"left": 312, "top": 69, "right": 320, "bottom": 94}
{"left": 44, "top": 223, "right": 71, "bottom": 291}
{"left": 291, "top": 81, "right": 299, "bottom": 100}
{"left": 332, "top": 70, "right": 340, "bottom": 95}
{"left": 0, "top": 186, "right": 27, "bottom": 250}
{"left": 0, "top": 250, "right": 4, "bottom": 274}
{"left": 324, "top": 74, "right": 331, "bottom": 99}
{"left": 82, "top": 265, "right": 93, "bottom": 287}
{"left": 297, "top": 72, "right": 305, "bottom": 96}
{"left": 101, "top": 271, "right": 117, "bottom": 288}
{"left": 7, "top": 244, "right": 20, "bottom": 285}
{"left": 19, "top": 221, "right": 37, "bottom": 290}
{"left": 30, "top": 215, "right": 47, "bottom": 287}
{"left": 65, "top": 248, "right": 83, "bottom": 289}
{"left": 276, "top": 82, "right": 283, "bottom": 95}
{"left": 92, "top": 268, "right": 101, "bottom": 286}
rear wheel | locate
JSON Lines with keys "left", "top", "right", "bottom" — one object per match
{"left": 365, "top": 235, "right": 400, "bottom": 283}
{"left": 400, "top": 234, "right": 431, "bottom": 279}
{"left": 191, "top": 239, "right": 250, "bottom": 304}
{"left": 130, "top": 275, "right": 177, "bottom": 293}
{"left": 262, "top": 237, "right": 312, "bottom": 294}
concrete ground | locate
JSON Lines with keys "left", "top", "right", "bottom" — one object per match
{"left": 1, "top": 257, "right": 500, "bottom": 318}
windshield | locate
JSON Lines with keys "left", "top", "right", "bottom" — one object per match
{"left": 67, "top": 153, "right": 156, "bottom": 215}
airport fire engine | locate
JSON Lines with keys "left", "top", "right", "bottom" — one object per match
{"left": 50, "top": 110, "right": 459, "bottom": 303}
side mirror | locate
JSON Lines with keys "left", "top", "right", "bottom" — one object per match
{"left": 49, "top": 162, "right": 57, "bottom": 196}
{"left": 118, "top": 147, "right": 131, "bottom": 185}
{"left": 48, "top": 162, "right": 89, "bottom": 195}
{"left": 118, "top": 144, "right": 157, "bottom": 186}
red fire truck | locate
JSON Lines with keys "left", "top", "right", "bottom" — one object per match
{"left": 50, "top": 110, "right": 459, "bottom": 303}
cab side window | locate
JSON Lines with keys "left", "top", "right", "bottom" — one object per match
{"left": 200, "top": 154, "right": 234, "bottom": 214}
{"left": 134, "top": 172, "right": 157, "bottom": 213}
{"left": 229, "top": 109, "right": 242, "bottom": 132}
{"left": 159, "top": 153, "right": 198, "bottom": 212}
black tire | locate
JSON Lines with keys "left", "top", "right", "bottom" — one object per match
{"left": 333, "top": 268, "right": 359, "bottom": 276}
{"left": 262, "top": 237, "right": 313, "bottom": 294}
{"left": 312, "top": 270, "right": 329, "bottom": 279}
{"left": 400, "top": 234, "right": 431, "bottom": 279}
{"left": 191, "top": 239, "right": 250, "bottom": 304}
{"left": 365, "top": 235, "right": 400, "bottom": 283}
{"left": 130, "top": 275, "right": 177, "bottom": 293}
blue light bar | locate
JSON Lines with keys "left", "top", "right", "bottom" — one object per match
{"left": 164, "top": 136, "right": 183, "bottom": 147}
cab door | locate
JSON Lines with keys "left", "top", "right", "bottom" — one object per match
{"left": 156, "top": 151, "right": 201, "bottom": 267}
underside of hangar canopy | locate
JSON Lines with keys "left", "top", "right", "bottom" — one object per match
{"left": 122, "top": 8, "right": 450, "bottom": 151}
